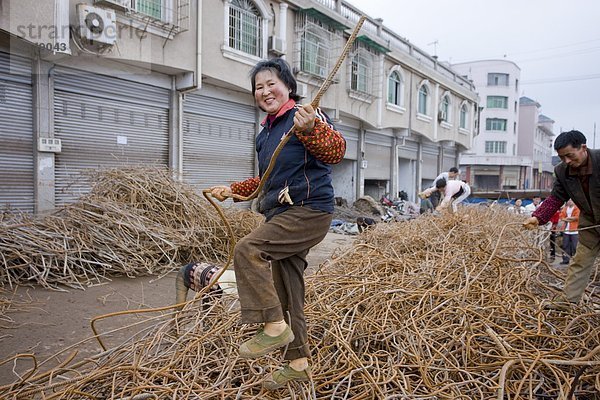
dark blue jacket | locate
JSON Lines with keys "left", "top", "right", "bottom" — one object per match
{"left": 256, "top": 107, "right": 336, "bottom": 221}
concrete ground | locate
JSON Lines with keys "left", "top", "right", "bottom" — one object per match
{"left": 0, "top": 231, "right": 353, "bottom": 385}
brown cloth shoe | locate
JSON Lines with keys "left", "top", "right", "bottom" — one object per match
{"left": 239, "top": 325, "right": 294, "bottom": 359}
{"left": 263, "top": 364, "right": 311, "bottom": 390}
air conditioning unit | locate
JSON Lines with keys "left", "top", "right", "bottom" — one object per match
{"left": 94, "top": 0, "right": 131, "bottom": 10}
{"left": 296, "top": 82, "right": 308, "bottom": 98}
{"left": 78, "top": 4, "right": 117, "bottom": 45}
{"left": 268, "top": 36, "right": 285, "bottom": 55}
{"left": 438, "top": 110, "right": 447, "bottom": 122}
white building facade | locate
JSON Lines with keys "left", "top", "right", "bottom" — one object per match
{"left": 0, "top": 0, "right": 479, "bottom": 214}
{"left": 518, "top": 97, "right": 555, "bottom": 190}
{"left": 452, "top": 60, "right": 528, "bottom": 190}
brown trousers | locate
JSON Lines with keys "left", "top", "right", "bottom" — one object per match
{"left": 233, "top": 206, "right": 332, "bottom": 360}
{"left": 564, "top": 239, "right": 600, "bottom": 303}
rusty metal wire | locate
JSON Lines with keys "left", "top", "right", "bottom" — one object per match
{"left": 0, "top": 287, "right": 42, "bottom": 335}
{"left": 1, "top": 207, "right": 598, "bottom": 399}
{"left": 0, "top": 167, "right": 262, "bottom": 290}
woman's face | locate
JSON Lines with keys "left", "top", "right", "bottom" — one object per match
{"left": 254, "top": 69, "right": 290, "bottom": 115}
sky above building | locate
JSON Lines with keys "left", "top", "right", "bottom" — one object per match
{"left": 347, "top": 0, "right": 600, "bottom": 147}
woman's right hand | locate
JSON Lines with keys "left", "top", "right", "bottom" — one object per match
{"left": 209, "top": 185, "right": 232, "bottom": 202}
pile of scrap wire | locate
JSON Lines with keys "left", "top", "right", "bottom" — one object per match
{"left": 1, "top": 207, "right": 598, "bottom": 399}
{"left": 0, "top": 167, "right": 262, "bottom": 290}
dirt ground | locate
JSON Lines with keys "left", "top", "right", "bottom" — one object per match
{"left": 0, "top": 231, "right": 354, "bottom": 385}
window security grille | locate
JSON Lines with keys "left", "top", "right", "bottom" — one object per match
{"left": 135, "top": 0, "right": 161, "bottom": 19}
{"left": 350, "top": 46, "right": 373, "bottom": 94}
{"left": 294, "top": 13, "right": 339, "bottom": 79}
{"left": 96, "top": 0, "right": 190, "bottom": 31}
{"left": 229, "top": 0, "right": 262, "bottom": 57}
{"left": 301, "top": 21, "right": 331, "bottom": 78}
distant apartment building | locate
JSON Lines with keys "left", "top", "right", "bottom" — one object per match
{"left": 518, "top": 97, "right": 555, "bottom": 190}
{"left": 452, "top": 60, "right": 553, "bottom": 192}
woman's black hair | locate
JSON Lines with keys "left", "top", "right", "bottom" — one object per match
{"left": 553, "top": 130, "right": 586, "bottom": 151}
{"left": 435, "top": 178, "right": 447, "bottom": 189}
{"left": 249, "top": 58, "right": 301, "bottom": 102}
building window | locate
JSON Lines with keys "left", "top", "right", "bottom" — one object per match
{"left": 460, "top": 103, "right": 468, "bottom": 129}
{"left": 136, "top": 0, "right": 162, "bottom": 19}
{"left": 350, "top": 50, "right": 371, "bottom": 93}
{"left": 387, "top": 70, "right": 403, "bottom": 106}
{"left": 486, "top": 96, "right": 508, "bottom": 109}
{"left": 130, "top": 0, "right": 178, "bottom": 24}
{"left": 487, "top": 73, "right": 509, "bottom": 86}
{"left": 298, "top": 16, "right": 333, "bottom": 78}
{"left": 486, "top": 118, "right": 507, "bottom": 131}
{"left": 229, "top": 0, "right": 262, "bottom": 57}
{"left": 485, "top": 141, "right": 507, "bottom": 153}
{"left": 418, "top": 84, "right": 429, "bottom": 115}
{"left": 440, "top": 94, "right": 450, "bottom": 122}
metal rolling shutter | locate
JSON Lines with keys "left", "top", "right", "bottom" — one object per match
{"left": 442, "top": 146, "right": 457, "bottom": 171}
{"left": 421, "top": 143, "right": 440, "bottom": 179}
{"left": 397, "top": 139, "right": 418, "bottom": 160}
{"left": 364, "top": 131, "right": 392, "bottom": 180}
{"left": 182, "top": 93, "right": 256, "bottom": 190}
{"left": 337, "top": 124, "right": 359, "bottom": 160}
{"left": 53, "top": 68, "right": 170, "bottom": 205}
{"left": 0, "top": 52, "right": 34, "bottom": 213}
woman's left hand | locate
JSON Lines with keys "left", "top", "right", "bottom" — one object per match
{"left": 293, "top": 104, "right": 316, "bottom": 134}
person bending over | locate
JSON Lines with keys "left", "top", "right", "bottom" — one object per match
{"left": 419, "top": 178, "right": 471, "bottom": 212}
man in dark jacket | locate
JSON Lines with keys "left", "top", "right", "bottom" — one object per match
{"left": 524, "top": 130, "right": 600, "bottom": 306}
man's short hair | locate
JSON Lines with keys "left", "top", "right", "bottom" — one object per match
{"left": 435, "top": 178, "right": 447, "bottom": 189}
{"left": 554, "top": 130, "right": 586, "bottom": 151}
{"left": 449, "top": 167, "right": 459, "bottom": 173}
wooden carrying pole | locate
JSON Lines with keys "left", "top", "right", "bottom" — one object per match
{"left": 200, "top": 15, "right": 367, "bottom": 271}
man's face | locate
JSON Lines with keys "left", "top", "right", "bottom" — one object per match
{"left": 557, "top": 144, "right": 588, "bottom": 168}
{"left": 448, "top": 172, "right": 458, "bottom": 179}
{"left": 533, "top": 197, "right": 541, "bottom": 205}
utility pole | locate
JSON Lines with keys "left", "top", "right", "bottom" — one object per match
{"left": 594, "top": 122, "right": 597, "bottom": 149}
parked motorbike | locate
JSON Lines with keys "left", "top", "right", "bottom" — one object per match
{"left": 380, "top": 191, "right": 419, "bottom": 222}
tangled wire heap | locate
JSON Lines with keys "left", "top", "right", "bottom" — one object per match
{"left": 0, "top": 167, "right": 262, "bottom": 290}
{"left": 1, "top": 206, "right": 598, "bottom": 399}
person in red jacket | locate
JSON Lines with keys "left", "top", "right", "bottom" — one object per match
{"left": 558, "top": 199, "right": 580, "bottom": 265}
